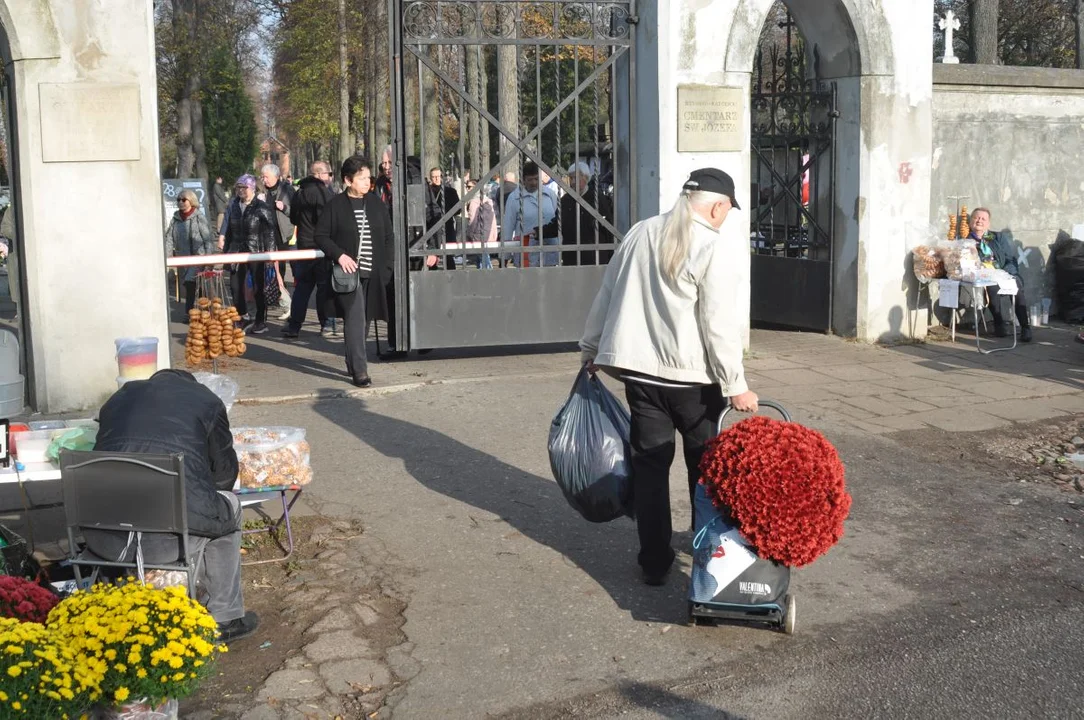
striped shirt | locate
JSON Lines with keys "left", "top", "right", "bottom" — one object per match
{"left": 349, "top": 196, "right": 373, "bottom": 275}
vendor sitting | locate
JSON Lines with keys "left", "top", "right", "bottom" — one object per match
{"left": 87, "top": 369, "right": 259, "bottom": 643}
{"left": 969, "top": 208, "right": 1032, "bottom": 343}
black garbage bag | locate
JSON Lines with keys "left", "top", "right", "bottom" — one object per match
{"left": 548, "top": 367, "right": 634, "bottom": 523}
{"left": 1052, "top": 234, "right": 1084, "bottom": 323}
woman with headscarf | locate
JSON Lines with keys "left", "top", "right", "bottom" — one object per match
{"left": 165, "top": 189, "right": 217, "bottom": 318}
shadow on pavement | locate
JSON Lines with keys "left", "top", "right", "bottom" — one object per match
{"left": 311, "top": 396, "right": 693, "bottom": 625}
{"left": 618, "top": 681, "right": 747, "bottom": 720}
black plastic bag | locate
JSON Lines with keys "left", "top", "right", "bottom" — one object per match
{"left": 1053, "top": 234, "right": 1084, "bottom": 323}
{"left": 548, "top": 367, "right": 634, "bottom": 523}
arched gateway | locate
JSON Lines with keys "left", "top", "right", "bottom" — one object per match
{"left": 633, "top": 0, "right": 933, "bottom": 342}
{"left": 0, "top": 0, "right": 167, "bottom": 412}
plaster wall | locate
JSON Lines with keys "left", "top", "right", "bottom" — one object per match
{"left": 930, "top": 65, "right": 1084, "bottom": 310}
{"left": 2, "top": 0, "right": 167, "bottom": 412}
{"left": 636, "top": 0, "right": 933, "bottom": 344}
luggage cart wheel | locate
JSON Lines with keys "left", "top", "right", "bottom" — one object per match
{"left": 783, "top": 595, "right": 796, "bottom": 635}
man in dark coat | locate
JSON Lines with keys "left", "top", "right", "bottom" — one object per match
{"left": 90, "top": 369, "right": 259, "bottom": 643}
{"left": 284, "top": 161, "right": 335, "bottom": 339}
{"left": 969, "top": 207, "right": 1032, "bottom": 342}
{"left": 424, "top": 167, "right": 460, "bottom": 270}
{"left": 560, "top": 161, "right": 614, "bottom": 267}
{"left": 314, "top": 155, "right": 395, "bottom": 386}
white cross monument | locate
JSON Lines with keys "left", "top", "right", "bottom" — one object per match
{"left": 939, "top": 11, "right": 961, "bottom": 64}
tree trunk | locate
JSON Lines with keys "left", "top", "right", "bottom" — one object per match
{"left": 191, "top": 72, "right": 208, "bottom": 182}
{"left": 970, "top": 0, "right": 998, "bottom": 65}
{"left": 497, "top": 45, "right": 520, "bottom": 177}
{"left": 422, "top": 45, "right": 440, "bottom": 172}
{"left": 1077, "top": 0, "right": 1084, "bottom": 69}
{"left": 405, "top": 64, "right": 417, "bottom": 157}
{"left": 374, "top": 0, "right": 391, "bottom": 155}
{"left": 338, "top": 0, "right": 352, "bottom": 161}
{"left": 465, "top": 45, "right": 483, "bottom": 180}
{"left": 174, "top": 0, "right": 194, "bottom": 177}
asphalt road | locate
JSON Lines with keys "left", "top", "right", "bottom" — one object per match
{"left": 231, "top": 370, "right": 1084, "bottom": 720}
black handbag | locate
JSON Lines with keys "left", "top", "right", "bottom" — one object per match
{"left": 331, "top": 264, "right": 359, "bottom": 293}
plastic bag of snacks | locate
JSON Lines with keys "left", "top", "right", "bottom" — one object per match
{"left": 939, "top": 240, "right": 980, "bottom": 280}
{"left": 232, "top": 427, "right": 313, "bottom": 488}
{"left": 911, "top": 245, "right": 945, "bottom": 279}
{"left": 142, "top": 569, "right": 189, "bottom": 590}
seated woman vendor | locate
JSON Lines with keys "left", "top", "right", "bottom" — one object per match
{"left": 969, "top": 208, "right": 1032, "bottom": 343}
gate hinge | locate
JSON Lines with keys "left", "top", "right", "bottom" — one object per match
{"left": 627, "top": 15, "right": 639, "bottom": 25}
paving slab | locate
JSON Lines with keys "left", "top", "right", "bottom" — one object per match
{"left": 918, "top": 407, "right": 1010, "bottom": 431}
{"left": 975, "top": 400, "right": 1070, "bottom": 423}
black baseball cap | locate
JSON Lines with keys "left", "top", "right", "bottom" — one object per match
{"left": 683, "top": 168, "right": 741, "bottom": 210}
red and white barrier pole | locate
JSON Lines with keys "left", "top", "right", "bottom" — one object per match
{"left": 165, "top": 249, "right": 325, "bottom": 268}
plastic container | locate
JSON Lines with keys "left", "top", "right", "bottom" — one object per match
{"left": 0, "top": 329, "right": 19, "bottom": 381}
{"left": 115, "top": 337, "right": 159, "bottom": 380}
{"left": 10, "top": 429, "right": 65, "bottom": 464}
{"left": 0, "top": 375, "right": 23, "bottom": 418}
{"left": 232, "top": 427, "right": 312, "bottom": 488}
{"left": 28, "top": 420, "right": 67, "bottom": 431}
{"left": 115, "top": 377, "right": 140, "bottom": 390}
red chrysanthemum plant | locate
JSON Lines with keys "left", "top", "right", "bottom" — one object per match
{"left": 0, "top": 574, "right": 59, "bottom": 623}
{"left": 699, "top": 416, "right": 851, "bottom": 567}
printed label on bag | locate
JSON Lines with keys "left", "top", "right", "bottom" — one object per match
{"left": 739, "top": 581, "right": 772, "bottom": 597}
{"left": 705, "top": 528, "right": 757, "bottom": 596}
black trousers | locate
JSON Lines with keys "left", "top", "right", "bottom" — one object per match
{"left": 231, "top": 262, "right": 267, "bottom": 324}
{"left": 286, "top": 259, "right": 330, "bottom": 332}
{"left": 339, "top": 278, "right": 370, "bottom": 381}
{"left": 624, "top": 380, "right": 725, "bottom": 577}
{"left": 988, "top": 273, "right": 1030, "bottom": 330}
{"left": 184, "top": 280, "right": 197, "bottom": 313}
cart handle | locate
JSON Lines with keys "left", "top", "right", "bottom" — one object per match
{"left": 717, "top": 400, "right": 791, "bottom": 435}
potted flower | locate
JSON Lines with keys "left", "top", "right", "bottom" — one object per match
{"left": 47, "top": 581, "right": 226, "bottom": 720}
{"left": 0, "top": 616, "right": 100, "bottom": 718}
{"left": 0, "top": 575, "right": 59, "bottom": 623}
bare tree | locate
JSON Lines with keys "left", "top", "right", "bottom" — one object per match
{"left": 338, "top": 0, "right": 352, "bottom": 161}
{"left": 497, "top": 45, "right": 519, "bottom": 176}
{"left": 970, "top": 0, "right": 999, "bottom": 64}
{"left": 422, "top": 46, "right": 441, "bottom": 172}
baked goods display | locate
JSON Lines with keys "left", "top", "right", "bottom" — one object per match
{"left": 186, "top": 297, "right": 247, "bottom": 366}
{"left": 911, "top": 245, "right": 945, "bottom": 279}
{"left": 941, "top": 240, "right": 980, "bottom": 280}
{"left": 947, "top": 214, "right": 958, "bottom": 241}
{"left": 233, "top": 427, "right": 313, "bottom": 488}
{"left": 958, "top": 206, "right": 970, "bottom": 239}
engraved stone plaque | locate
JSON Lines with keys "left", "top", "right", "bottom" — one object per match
{"left": 677, "top": 84, "right": 744, "bottom": 153}
{"left": 39, "top": 83, "right": 142, "bottom": 162}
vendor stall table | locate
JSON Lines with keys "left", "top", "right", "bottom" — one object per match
{"left": 939, "top": 279, "right": 1017, "bottom": 354}
{"left": 235, "top": 485, "right": 302, "bottom": 566}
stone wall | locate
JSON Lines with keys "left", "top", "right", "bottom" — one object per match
{"left": 930, "top": 64, "right": 1084, "bottom": 313}
{"left": 2, "top": 0, "right": 168, "bottom": 412}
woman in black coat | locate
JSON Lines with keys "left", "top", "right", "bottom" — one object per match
{"left": 313, "top": 156, "right": 394, "bottom": 387}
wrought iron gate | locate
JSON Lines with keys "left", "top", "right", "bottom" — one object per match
{"left": 749, "top": 15, "right": 837, "bottom": 332}
{"left": 387, "top": 0, "right": 636, "bottom": 351}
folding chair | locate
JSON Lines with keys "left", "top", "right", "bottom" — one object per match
{"left": 59, "top": 450, "right": 202, "bottom": 598}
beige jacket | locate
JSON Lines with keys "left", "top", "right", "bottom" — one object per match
{"left": 579, "top": 212, "right": 748, "bottom": 396}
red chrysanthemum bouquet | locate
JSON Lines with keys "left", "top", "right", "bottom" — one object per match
{"left": 0, "top": 575, "right": 58, "bottom": 623}
{"left": 699, "top": 416, "right": 851, "bottom": 567}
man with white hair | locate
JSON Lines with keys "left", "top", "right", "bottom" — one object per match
{"left": 260, "top": 163, "right": 297, "bottom": 318}
{"left": 561, "top": 160, "right": 614, "bottom": 266}
{"left": 580, "top": 168, "right": 757, "bottom": 586}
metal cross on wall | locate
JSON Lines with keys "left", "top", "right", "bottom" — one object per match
{"left": 939, "top": 10, "right": 961, "bottom": 64}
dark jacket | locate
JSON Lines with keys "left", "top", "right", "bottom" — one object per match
{"left": 223, "top": 196, "right": 276, "bottom": 254}
{"left": 93, "top": 370, "right": 239, "bottom": 539}
{"left": 263, "top": 180, "right": 296, "bottom": 249}
{"left": 560, "top": 184, "right": 614, "bottom": 266}
{"left": 972, "top": 230, "right": 1019, "bottom": 277}
{"left": 209, "top": 181, "right": 228, "bottom": 222}
{"left": 314, "top": 191, "right": 394, "bottom": 323}
{"left": 290, "top": 177, "right": 333, "bottom": 250}
{"left": 424, "top": 183, "right": 460, "bottom": 247}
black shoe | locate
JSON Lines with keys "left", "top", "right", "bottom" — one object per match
{"left": 1020, "top": 327, "right": 1033, "bottom": 343}
{"left": 642, "top": 568, "right": 670, "bottom": 587}
{"left": 994, "top": 323, "right": 1009, "bottom": 338}
{"left": 218, "top": 611, "right": 259, "bottom": 644}
{"left": 379, "top": 351, "right": 408, "bottom": 362}
{"left": 352, "top": 376, "right": 372, "bottom": 388}
{"left": 281, "top": 327, "right": 299, "bottom": 339}
{"left": 250, "top": 323, "right": 269, "bottom": 335}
